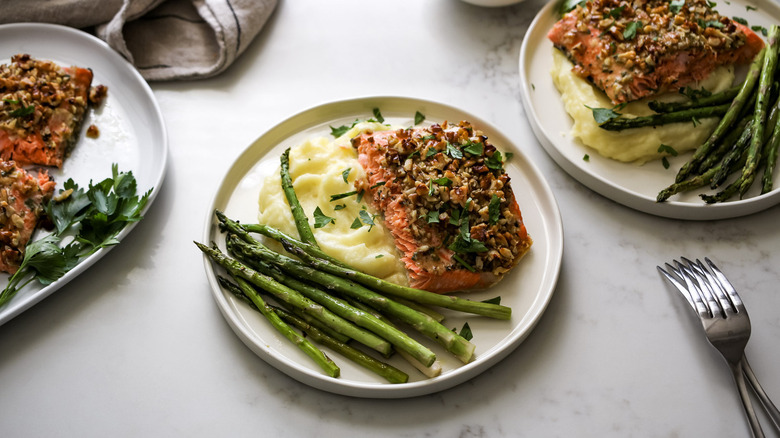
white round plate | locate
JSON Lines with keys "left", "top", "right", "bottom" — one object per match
{"left": 0, "top": 23, "right": 168, "bottom": 325}
{"left": 202, "top": 96, "right": 563, "bottom": 398}
{"left": 519, "top": 0, "right": 780, "bottom": 220}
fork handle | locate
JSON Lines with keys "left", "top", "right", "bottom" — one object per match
{"left": 730, "top": 361, "right": 766, "bottom": 438}
{"left": 743, "top": 356, "right": 780, "bottom": 432}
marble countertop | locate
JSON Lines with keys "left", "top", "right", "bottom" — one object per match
{"left": 2, "top": 0, "right": 780, "bottom": 436}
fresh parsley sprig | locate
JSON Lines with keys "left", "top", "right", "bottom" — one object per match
{"left": 0, "top": 164, "right": 151, "bottom": 308}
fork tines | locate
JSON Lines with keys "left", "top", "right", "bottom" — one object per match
{"left": 657, "top": 258, "right": 742, "bottom": 319}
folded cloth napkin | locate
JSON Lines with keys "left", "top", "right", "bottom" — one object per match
{"left": 1, "top": 0, "right": 278, "bottom": 81}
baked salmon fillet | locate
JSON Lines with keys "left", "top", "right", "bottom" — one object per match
{"left": 0, "top": 54, "right": 105, "bottom": 168}
{"left": 0, "top": 160, "right": 56, "bottom": 274}
{"left": 548, "top": 0, "right": 764, "bottom": 104}
{"left": 352, "top": 121, "right": 532, "bottom": 293}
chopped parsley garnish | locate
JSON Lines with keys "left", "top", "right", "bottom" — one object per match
{"left": 662, "top": 157, "right": 671, "bottom": 169}
{"left": 330, "top": 190, "right": 358, "bottom": 201}
{"left": 350, "top": 217, "right": 362, "bottom": 229}
{"left": 584, "top": 104, "right": 625, "bottom": 124}
{"left": 669, "top": 0, "right": 685, "bottom": 14}
{"left": 559, "top": 0, "right": 586, "bottom": 14}
{"left": 623, "top": 21, "right": 642, "bottom": 40}
{"left": 341, "top": 168, "right": 351, "bottom": 183}
{"left": 482, "top": 296, "right": 501, "bottom": 305}
{"left": 414, "top": 111, "right": 425, "bottom": 125}
{"left": 463, "top": 141, "right": 484, "bottom": 156}
{"left": 488, "top": 194, "right": 501, "bottom": 225}
{"left": 372, "top": 107, "right": 385, "bottom": 124}
{"left": 746, "top": 5, "right": 756, "bottom": 11}
{"left": 313, "top": 207, "right": 335, "bottom": 228}
{"left": 459, "top": 322, "right": 473, "bottom": 341}
{"left": 358, "top": 209, "right": 377, "bottom": 231}
{"left": 334, "top": 204, "right": 347, "bottom": 211}
{"left": 452, "top": 254, "right": 476, "bottom": 272}
{"left": 330, "top": 120, "right": 359, "bottom": 138}
{"left": 505, "top": 152, "right": 514, "bottom": 161}
{"left": 607, "top": 5, "right": 625, "bottom": 18}
{"left": 369, "top": 181, "right": 386, "bottom": 189}
{"left": 732, "top": 16, "right": 748, "bottom": 25}
{"left": 427, "top": 210, "right": 440, "bottom": 223}
{"left": 425, "top": 147, "right": 438, "bottom": 159}
{"left": 752, "top": 25, "right": 768, "bottom": 36}
{"left": 583, "top": 154, "right": 590, "bottom": 162}
{"left": 446, "top": 142, "right": 463, "bottom": 159}
{"left": 485, "top": 150, "right": 504, "bottom": 170}
{"left": 448, "top": 199, "right": 488, "bottom": 254}
{"left": 375, "top": 254, "right": 384, "bottom": 259}
{"left": 432, "top": 177, "right": 451, "bottom": 186}
{"left": 658, "top": 144, "right": 678, "bottom": 156}
{"left": 9, "top": 104, "right": 34, "bottom": 117}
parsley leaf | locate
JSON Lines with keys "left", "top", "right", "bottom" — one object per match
{"left": 342, "top": 168, "right": 351, "bottom": 183}
{"left": 488, "top": 194, "right": 501, "bottom": 225}
{"left": 313, "top": 207, "right": 335, "bottom": 228}
{"left": 485, "top": 150, "right": 504, "bottom": 171}
{"left": 329, "top": 119, "right": 359, "bottom": 138}
{"left": 482, "top": 296, "right": 501, "bottom": 305}
{"left": 732, "top": 16, "right": 748, "bottom": 25}
{"left": 658, "top": 144, "right": 679, "bottom": 156}
{"left": 752, "top": 25, "right": 768, "bottom": 36}
{"left": 0, "top": 165, "right": 151, "bottom": 308}
{"left": 559, "top": 0, "right": 586, "bottom": 14}
{"left": 584, "top": 104, "right": 624, "bottom": 124}
{"left": 414, "top": 111, "right": 425, "bottom": 125}
{"left": 623, "top": 21, "right": 642, "bottom": 39}
{"left": 669, "top": 0, "right": 685, "bottom": 14}
{"left": 358, "top": 209, "right": 377, "bottom": 231}
{"left": 9, "top": 104, "right": 34, "bottom": 117}
{"left": 350, "top": 217, "right": 362, "bottom": 229}
{"left": 427, "top": 210, "right": 440, "bottom": 224}
{"left": 583, "top": 154, "right": 590, "bottom": 162}
{"left": 662, "top": 157, "right": 671, "bottom": 169}
{"left": 607, "top": 5, "right": 625, "bottom": 18}
{"left": 462, "top": 141, "right": 484, "bottom": 156}
{"left": 446, "top": 142, "right": 463, "bottom": 159}
{"left": 372, "top": 108, "right": 385, "bottom": 124}
{"left": 330, "top": 190, "right": 358, "bottom": 201}
{"left": 459, "top": 322, "right": 473, "bottom": 341}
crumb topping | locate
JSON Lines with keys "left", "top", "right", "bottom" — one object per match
{"left": 557, "top": 0, "right": 752, "bottom": 102}
{"left": 353, "top": 121, "right": 529, "bottom": 276}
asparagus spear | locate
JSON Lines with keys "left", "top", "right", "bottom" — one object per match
{"left": 227, "top": 236, "right": 476, "bottom": 364}
{"left": 761, "top": 121, "right": 780, "bottom": 194}
{"left": 226, "top": 235, "right": 438, "bottom": 367}
{"left": 218, "top": 275, "right": 351, "bottom": 343}
{"left": 217, "top": 275, "right": 340, "bottom": 377}
{"left": 216, "top": 212, "right": 511, "bottom": 320}
{"left": 272, "top": 306, "right": 409, "bottom": 384}
{"left": 598, "top": 103, "right": 730, "bottom": 131}
{"left": 737, "top": 26, "right": 779, "bottom": 197}
{"left": 675, "top": 48, "right": 767, "bottom": 183}
{"left": 648, "top": 86, "right": 741, "bottom": 113}
{"left": 280, "top": 148, "right": 318, "bottom": 247}
{"left": 195, "top": 241, "right": 393, "bottom": 357}
{"left": 657, "top": 147, "right": 748, "bottom": 202}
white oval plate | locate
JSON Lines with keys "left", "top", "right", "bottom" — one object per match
{"left": 0, "top": 23, "right": 168, "bottom": 325}
{"left": 520, "top": 0, "right": 780, "bottom": 220}
{"left": 201, "top": 96, "right": 563, "bottom": 398}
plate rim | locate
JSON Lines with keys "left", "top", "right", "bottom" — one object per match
{"left": 201, "top": 95, "right": 564, "bottom": 398}
{"left": 0, "top": 22, "right": 169, "bottom": 325}
{"left": 519, "top": 0, "right": 780, "bottom": 220}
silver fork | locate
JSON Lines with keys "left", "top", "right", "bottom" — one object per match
{"left": 658, "top": 257, "right": 780, "bottom": 437}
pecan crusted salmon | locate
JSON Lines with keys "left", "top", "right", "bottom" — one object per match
{"left": 0, "top": 54, "right": 107, "bottom": 168}
{"left": 351, "top": 121, "right": 532, "bottom": 293}
{"left": 548, "top": 0, "right": 764, "bottom": 104}
{"left": 0, "top": 160, "right": 56, "bottom": 274}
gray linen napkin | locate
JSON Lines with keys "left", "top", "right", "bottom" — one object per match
{"left": 1, "top": 0, "right": 278, "bottom": 81}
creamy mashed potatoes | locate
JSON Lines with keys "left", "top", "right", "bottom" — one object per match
{"left": 551, "top": 49, "right": 735, "bottom": 164}
{"left": 257, "top": 122, "right": 409, "bottom": 285}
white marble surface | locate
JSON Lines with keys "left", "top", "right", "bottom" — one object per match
{"left": 2, "top": 0, "right": 780, "bottom": 436}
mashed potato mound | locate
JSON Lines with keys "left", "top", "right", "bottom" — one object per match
{"left": 550, "top": 49, "right": 735, "bottom": 164}
{"left": 257, "top": 122, "right": 409, "bottom": 286}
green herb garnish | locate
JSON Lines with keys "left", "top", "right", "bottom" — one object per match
{"left": 0, "top": 165, "right": 151, "bottom": 308}
{"left": 459, "top": 322, "right": 473, "bottom": 341}
{"left": 446, "top": 142, "right": 463, "bottom": 159}
{"left": 313, "top": 207, "right": 335, "bottom": 228}
{"left": 658, "top": 144, "right": 678, "bottom": 156}
{"left": 372, "top": 108, "right": 385, "bottom": 124}
{"left": 623, "top": 21, "right": 642, "bottom": 39}
{"left": 669, "top": 0, "right": 685, "bottom": 14}
{"left": 9, "top": 105, "right": 34, "bottom": 117}
{"left": 584, "top": 104, "right": 624, "bottom": 124}
{"left": 488, "top": 194, "right": 501, "bottom": 225}
{"left": 342, "top": 168, "right": 351, "bottom": 183}
{"left": 414, "top": 111, "right": 425, "bottom": 125}
{"left": 462, "top": 141, "right": 484, "bottom": 156}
